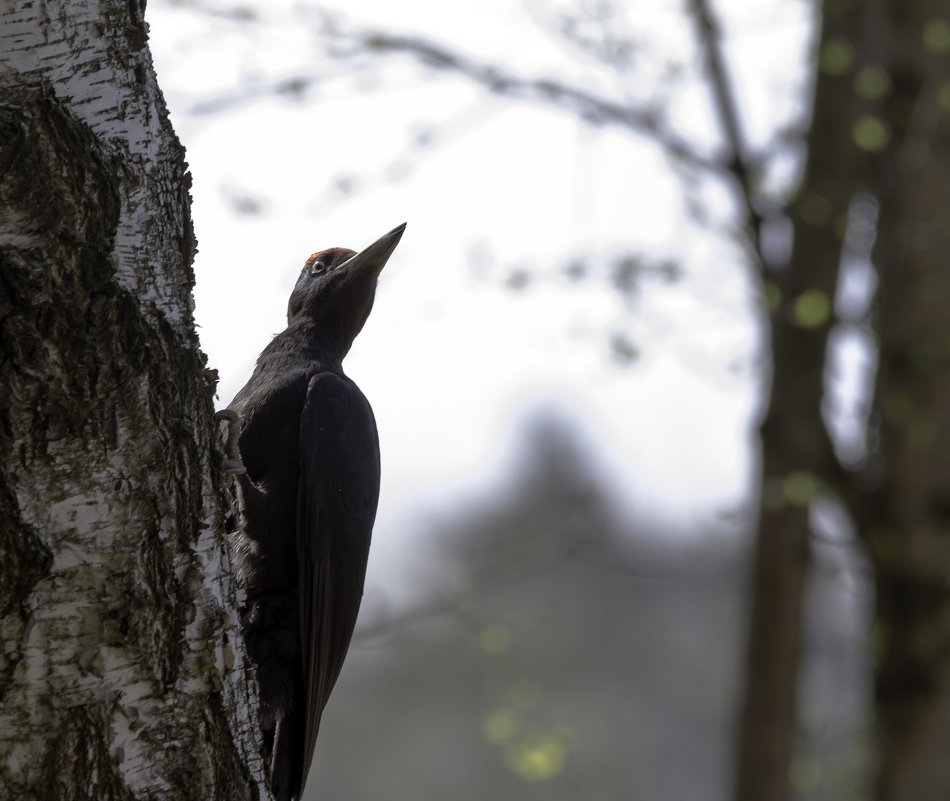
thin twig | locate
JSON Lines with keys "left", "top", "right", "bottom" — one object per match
{"left": 687, "top": 0, "right": 765, "bottom": 264}
{"left": 335, "top": 27, "right": 726, "bottom": 175}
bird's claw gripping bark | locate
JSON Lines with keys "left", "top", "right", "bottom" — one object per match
{"left": 214, "top": 409, "right": 247, "bottom": 475}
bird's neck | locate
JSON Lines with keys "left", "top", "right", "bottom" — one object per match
{"left": 283, "top": 319, "right": 352, "bottom": 366}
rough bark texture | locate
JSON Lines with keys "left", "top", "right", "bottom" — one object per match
{"left": 0, "top": 2, "right": 265, "bottom": 798}
{"left": 869, "top": 1, "right": 950, "bottom": 798}
{"left": 733, "top": 2, "right": 865, "bottom": 799}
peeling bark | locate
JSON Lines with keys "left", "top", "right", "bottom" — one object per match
{"left": 0, "top": 2, "right": 265, "bottom": 798}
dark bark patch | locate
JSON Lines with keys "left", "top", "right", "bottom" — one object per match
{"left": 41, "top": 706, "right": 133, "bottom": 801}
{"left": 119, "top": 524, "right": 188, "bottom": 689}
{"left": 0, "top": 480, "right": 52, "bottom": 702}
{"left": 876, "top": 570, "right": 950, "bottom": 702}
{"left": 0, "top": 85, "right": 122, "bottom": 460}
{"left": 200, "top": 693, "right": 259, "bottom": 801}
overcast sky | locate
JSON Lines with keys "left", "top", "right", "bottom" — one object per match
{"left": 147, "top": 0, "right": 811, "bottom": 596}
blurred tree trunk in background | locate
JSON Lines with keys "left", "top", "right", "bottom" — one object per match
{"left": 336, "top": 0, "right": 950, "bottom": 798}
{"left": 867, "top": 2, "right": 950, "bottom": 798}
{"left": 739, "top": 0, "right": 950, "bottom": 799}
{"left": 0, "top": 1, "right": 263, "bottom": 797}
{"left": 733, "top": 2, "right": 865, "bottom": 799}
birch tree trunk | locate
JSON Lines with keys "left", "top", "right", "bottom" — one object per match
{"left": 0, "top": 2, "right": 266, "bottom": 798}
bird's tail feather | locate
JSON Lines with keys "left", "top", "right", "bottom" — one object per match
{"left": 270, "top": 711, "right": 303, "bottom": 801}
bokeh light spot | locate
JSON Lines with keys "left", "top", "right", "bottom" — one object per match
{"left": 792, "top": 289, "right": 831, "bottom": 329}
{"left": 783, "top": 471, "right": 818, "bottom": 506}
{"left": 852, "top": 116, "right": 890, "bottom": 152}
{"left": 479, "top": 624, "right": 511, "bottom": 655}
{"left": 855, "top": 66, "right": 890, "bottom": 99}
{"left": 505, "top": 735, "right": 567, "bottom": 781}
{"left": 923, "top": 17, "right": 950, "bottom": 52}
{"left": 819, "top": 37, "right": 854, "bottom": 75}
{"left": 483, "top": 708, "right": 519, "bottom": 744}
{"left": 789, "top": 754, "right": 822, "bottom": 792}
{"left": 763, "top": 281, "right": 781, "bottom": 313}
{"left": 939, "top": 81, "right": 950, "bottom": 112}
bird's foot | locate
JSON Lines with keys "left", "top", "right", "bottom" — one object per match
{"left": 214, "top": 409, "right": 247, "bottom": 475}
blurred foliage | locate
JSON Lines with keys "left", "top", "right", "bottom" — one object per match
{"left": 307, "top": 416, "right": 870, "bottom": 801}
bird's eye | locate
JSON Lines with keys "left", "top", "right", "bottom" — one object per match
{"left": 309, "top": 259, "right": 327, "bottom": 276}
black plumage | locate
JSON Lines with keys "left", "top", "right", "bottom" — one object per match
{"left": 226, "top": 224, "right": 405, "bottom": 801}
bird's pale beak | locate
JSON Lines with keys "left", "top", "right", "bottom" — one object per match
{"left": 338, "top": 223, "right": 407, "bottom": 277}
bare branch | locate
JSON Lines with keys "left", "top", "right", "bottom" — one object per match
{"left": 333, "top": 26, "right": 727, "bottom": 175}
{"left": 687, "top": 0, "right": 765, "bottom": 264}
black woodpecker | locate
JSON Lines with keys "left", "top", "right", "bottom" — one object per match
{"left": 225, "top": 223, "right": 405, "bottom": 801}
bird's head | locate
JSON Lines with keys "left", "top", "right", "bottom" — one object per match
{"left": 287, "top": 223, "right": 406, "bottom": 357}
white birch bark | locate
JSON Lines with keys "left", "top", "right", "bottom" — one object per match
{"left": 0, "top": 1, "right": 266, "bottom": 798}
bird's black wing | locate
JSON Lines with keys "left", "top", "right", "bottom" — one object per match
{"left": 296, "top": 372, "right": 380, "bottom": 793}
